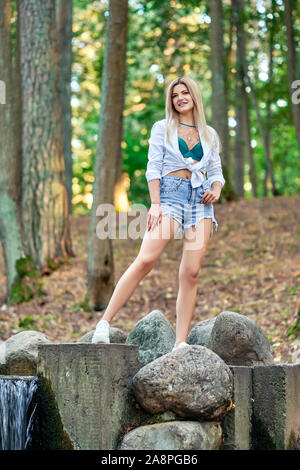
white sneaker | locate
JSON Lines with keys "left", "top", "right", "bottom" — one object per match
{"left": 172, "top": 341, "right": 189, "bottom": 352}
{"left": 91, "top": 319, "right": 110, "bottom": 344}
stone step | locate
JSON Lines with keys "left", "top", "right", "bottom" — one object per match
{"left": 36, "top": 343, "right": 146, "bottom": 450}
{"left": 222, "top": 364, "right": 300, "bottom": 450}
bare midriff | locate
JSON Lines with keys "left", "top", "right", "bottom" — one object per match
{"left": 166, "top": 167, "right": 205, "bottom": 180}
{"left": 167, "top": 168, "right": 192, "bottom": 179}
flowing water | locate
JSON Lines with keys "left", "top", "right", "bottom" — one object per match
{"left": 0, "top": 376, "right": 38, "bottom": 450}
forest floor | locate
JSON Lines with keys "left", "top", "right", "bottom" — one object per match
{"left": 0, "top": 193, "right": 300, "bottom": 364}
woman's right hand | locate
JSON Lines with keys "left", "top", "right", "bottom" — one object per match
{"left": 147, "top": 203, "right": 162, "bottom": 231}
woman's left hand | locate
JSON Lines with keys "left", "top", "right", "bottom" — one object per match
{"left": 201, "top": 189, "right": 221, "bottom": 205}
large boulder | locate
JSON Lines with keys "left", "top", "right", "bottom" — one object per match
{"left": 125, "top": 310, "right": 175, "bottom": 365}
{"left": 131, "top": 345, "right": 233, "bottom": 420}
{"left": 119, "top": 421, "right": 222, "bottom": 450}
{"left": 77, "top": 326, "right": 127, "bottom": 344}
{"left": 187, "top": 317, "right": 216, "bottom": 347}
{"left": 210, "top": 311, "right": 274, "bottom": 366}
{"left": 4, "top": 330, "right": 52, "bottom": 375}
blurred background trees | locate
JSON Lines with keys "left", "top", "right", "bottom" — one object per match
{"left": 71, "top": 0, "right": 300, "bottom": 214}
{"left": 1, "top": 0, "right": 299, "bottom": 307}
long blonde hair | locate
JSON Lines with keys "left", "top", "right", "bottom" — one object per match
{"left": 165, "top": 76, "right": 222, "bottom": 153}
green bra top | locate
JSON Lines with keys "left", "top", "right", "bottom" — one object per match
{"left": 178, "top": 137, "right": 204, "bottom": 161}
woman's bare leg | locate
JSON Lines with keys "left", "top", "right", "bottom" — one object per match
{"left": 101, "top": 215, "right": 180, "bottom": 323}
{"left": 174, "top": 218, "right": 212, "bottom": 346}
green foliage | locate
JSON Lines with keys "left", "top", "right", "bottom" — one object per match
{"left": 230, "top": 307, "right": 241, "bottom": 313}
{"left": 287, "top": 309, "right": 300, "bottom": 339}
{"left": 289, "top": 284, "right": 300, "bottom": 295}
{"left": 46, "top": 259, "right": 58, "bottom": 270}
{"left": 70, "top": 295, "right": 91, "bottom": 313}
{"left": 16, "top": 256, "right": 41, "bottom": 279}
{"left": 69, "top": 302, "right": 82, "bottom": 313}
{"left": 71, "top": 0, "right": 300, "bottom": 216}
{"left": 80, "top": 294, "right": 92, "bottom": 312}
{"left": 18, "top": 316, "right": 37, "bottom": 330}
{"left": 10, "top": 256, "right": 44, "bottom": 305}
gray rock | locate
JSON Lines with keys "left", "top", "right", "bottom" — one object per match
{"left": 132, "top": 345, "right": 233, "bottom": 420}
{"left": 211, "top": 311, "right": 274, "bottom": 366}
{"left": 125, "top": 310, "right": 176, "bottom": 365}
{"left": 77, "top": 326, "right": 127, "bottom": 344}
{"left": 0, "top": 341, "right": 7, "bottom": 374}
{"left": 4, "top": 330, "right": 52, "bottom": 375}
{"left": 187, "top": 318, "right": 216, "bottom": 347}
{"left": 119, "top": 420, "right": 222, "bottom": 450}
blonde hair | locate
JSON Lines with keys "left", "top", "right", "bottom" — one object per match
{"left": 165, "top": 76, "right": 222, "bottom": 153}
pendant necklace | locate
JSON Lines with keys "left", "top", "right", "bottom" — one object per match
{"left": 179, "top": 121, "right": 197, "bottom": 142}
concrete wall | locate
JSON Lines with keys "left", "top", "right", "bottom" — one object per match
{"left": 35, "top": 344, "right": 300, "bottom": 450}
{"left": 251, "top": 364, "right": 300, "bottom": 450}
{"left": 222, "top": 366, "right": 253, "bottom": 450}
{"left": 222, "top": 364, "right": 300, "bottom": 450}
{"left": 36, "top": 343, "right": 148, "bottom": 450}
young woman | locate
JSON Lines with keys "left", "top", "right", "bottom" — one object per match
{"left": 92, "top": 76, "right": 225, "bottom": 351}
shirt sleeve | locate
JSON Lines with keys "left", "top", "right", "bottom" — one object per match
{"left": 145, "top": 121, "right": 165, "bottom": 182}
{"left": 206, "top": 128, "right": 226, "bottom": 188}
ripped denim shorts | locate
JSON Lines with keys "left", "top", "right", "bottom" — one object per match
{"left": 159, "top": 175, "right": 219, "bottom": 238}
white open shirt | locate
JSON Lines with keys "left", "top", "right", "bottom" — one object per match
{"left": 145, "top": 119, "right": 225, "bottom": 189}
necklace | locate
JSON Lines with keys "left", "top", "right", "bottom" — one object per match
{"left": 179, "top": 122, "right": 197, "bottom": 128}
{"left": 178, "top": 121, "right": 197, "bottom": 142}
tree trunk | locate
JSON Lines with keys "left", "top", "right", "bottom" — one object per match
{"left": 18, "top": 0, "right": 74, "bottom": 270}
{"left": 242, "top": 5, "right": 279, "bottom": 198}
{"left": 0, "top": 0, "right": 25, "bottom": 302}
{"left": 87, "top": 0, "right": 129, "bottom": 311}
{"left": 232, "top": 0, "right": 245, "bottom": 197}
{"left": 284, "top": 0, "right": 300, "bottom": 150}
{"left": 56, "top": 0, "right": 73, "bottom": 215}
{"left": 265, "top": 4, "right": 279, "bottom": 197}
{"left": 210, "top": 0, "right": 237, "bottom": 201}
{"left": 245, "top": 77, "right": 273, "bottom": 197}
{"left": 210, "top": 0, "right": 230, "bottom": 170}
{"left": 239, "top": 8, "right": 257, "bottom": 197}
{"left": 243, "top": 95, "right": 257, "bottom": 198}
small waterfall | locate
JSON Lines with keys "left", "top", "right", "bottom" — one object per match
{"left": 0, "top": 376, "right": 38, "bottom": 450}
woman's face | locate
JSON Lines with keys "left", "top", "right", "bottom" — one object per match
{"left": 171, "top": 84, "right": 194, "bottom": 114}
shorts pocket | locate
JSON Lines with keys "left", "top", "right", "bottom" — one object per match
{"left": 160, "top": 178, "right": 183, "bottom": 193}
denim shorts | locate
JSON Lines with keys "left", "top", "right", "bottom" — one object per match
{"left": 159, "top": 175, "right": 218, "bottom": 238}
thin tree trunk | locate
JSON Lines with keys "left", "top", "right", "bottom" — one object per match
{"left": 265, "top": 4, "right": 279, "bottom": 196}
{"left": 19, "top": 0, "right": 74, "bottom": 270}
{"left": 210, "top": 0, "right": 236, "bottom": 201}
{"left": 239, "top": 7, "right": 257, "bottom": 198}
{"left": 284, "top": 0, "right": 300, "bottom": 149}
{"left": 243, "top": 95, "right": 257, "bottom": 198}
{"left": 0, "top": 0, "right": 24, "bottom": 302}
{"left": 242, "top": 32, "right": 279, "bottom": 197}
{"left": 210, "top": 0, "right": 230, "bottom": 168}
{"left": 245, "top": 77, "right": 272, "bottom": 197}
{"left": 56, "top": 0, "right": 73, "bottom": 215}
{"left": 232, "top": 0, "right": 245, "bottom": 197}
{"left": 87, "top": 0, "right": 129, "bottom": 311}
